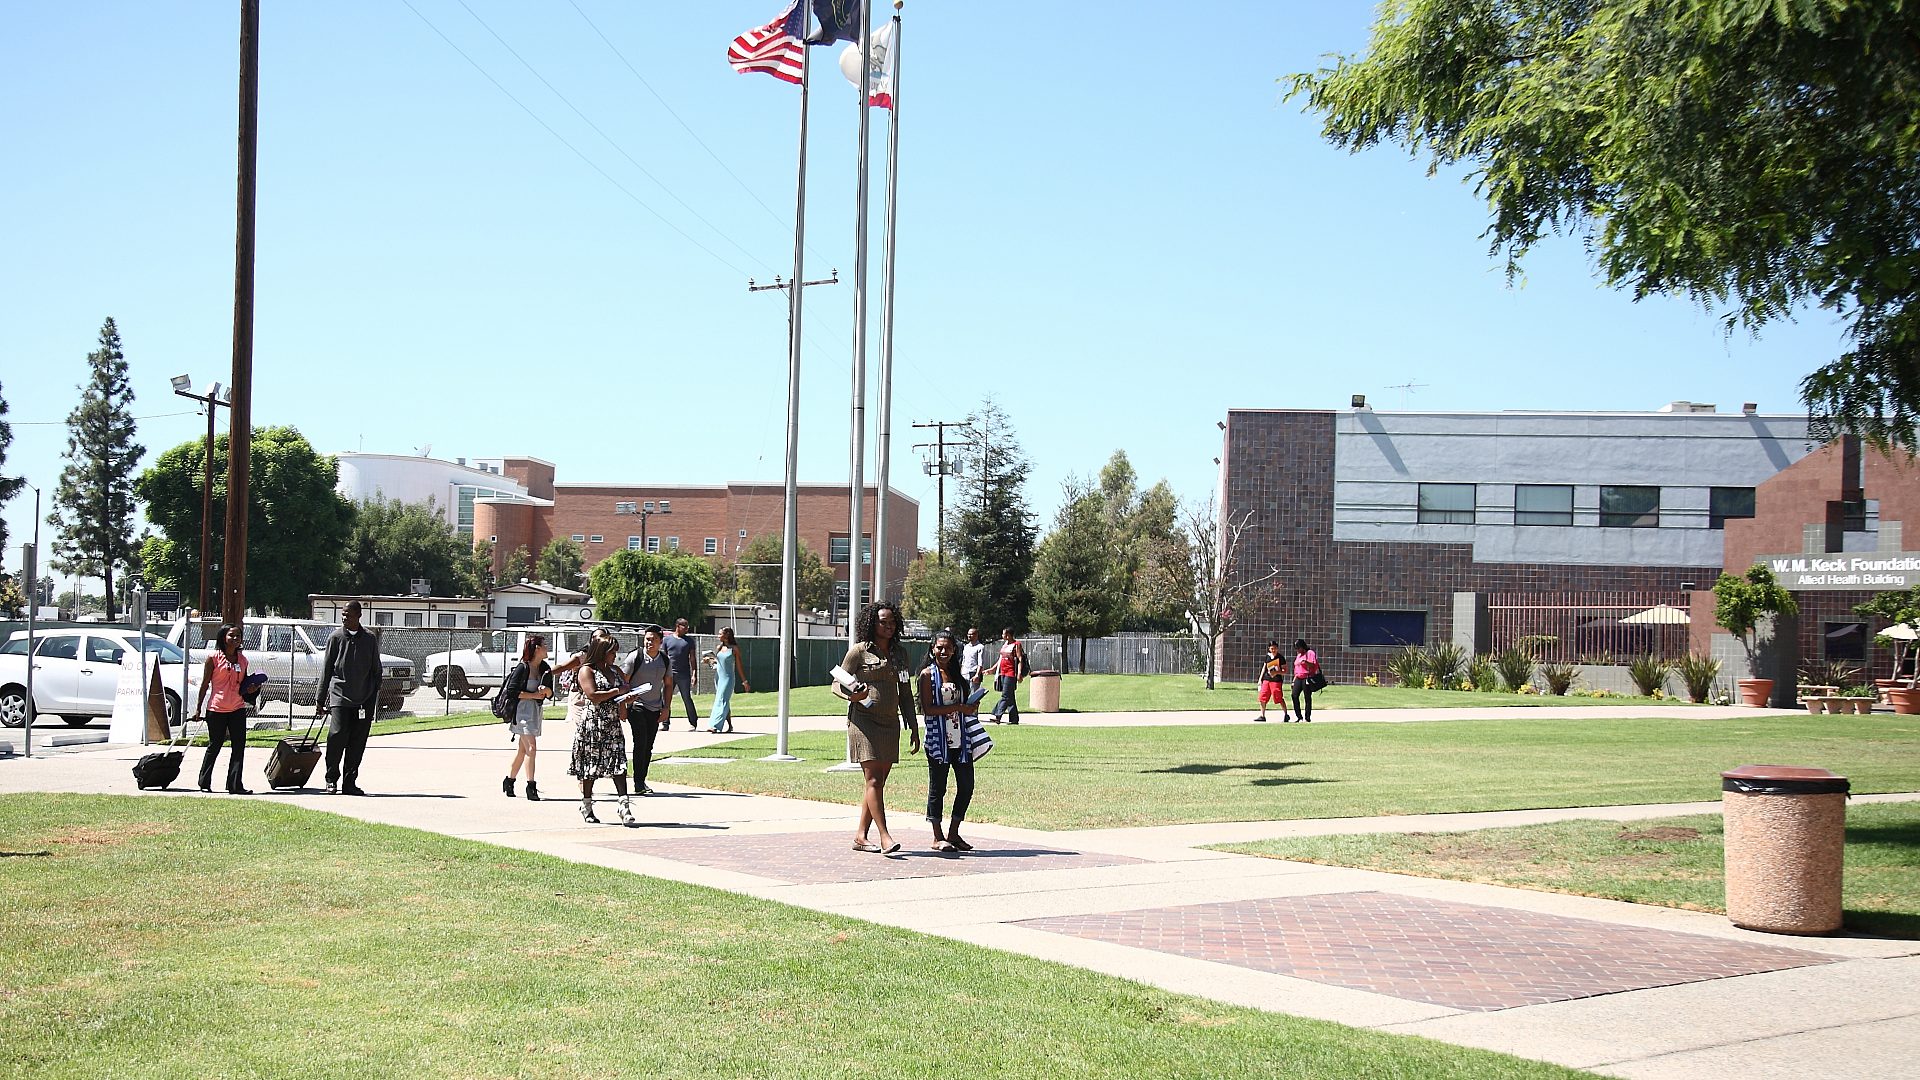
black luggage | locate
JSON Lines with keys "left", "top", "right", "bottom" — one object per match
{"left": 132, "top": 748, "right": 185, "bottom": 790}
{"left": 265, "top": 713, "right": 325, "bottom": 791}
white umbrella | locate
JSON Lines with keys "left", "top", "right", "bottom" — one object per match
{"left": 1874, "top": 623, "right": 1918, "bottom": 641}
{"left": 1620, "top": 604, "right": 1691, "bottom": 625}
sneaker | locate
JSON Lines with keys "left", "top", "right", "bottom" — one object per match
{"left": 1255, "top": 715, "right": 1267, "bottom": 722}
{"left": 324, "top": 782, "right": 339, "bottom": 794}
{"left": 639, "top": 784, "right": 657, "bottom": 796}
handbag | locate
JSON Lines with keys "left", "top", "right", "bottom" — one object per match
{"left": 1305, "top": 671, "right": 1329, "bottom": 693}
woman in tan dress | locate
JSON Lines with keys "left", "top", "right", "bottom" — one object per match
{"left": 840, "top": 602, "right": 919, "bottom": 853}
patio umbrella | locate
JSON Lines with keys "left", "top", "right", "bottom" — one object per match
{"left": 1620, "top": 604, "right": 1691, "bottom": 625}
{"left": 1874, "top": 623, "right": 1918, "bottom": 641}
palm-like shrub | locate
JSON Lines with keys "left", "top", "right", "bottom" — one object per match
{"left": 1674, "top": 653, "right": 1722, "bottom": 703}
{"left": 1494, "top": 647, "right": 1535, "bottom": 692}
{"left": 1420, "top": 642, "right": 1469, "bottom": 689}
{"left": 1626, "top": 654, "right": 1671, "bottom": 697}
{"left": 1385, "top": 646, "right": 1425, "bottom": 688}
{"left": 1468, "top": 655, "right": 1500, "bottom": 692}
{"left": 1538, "top": 661, "right": 1579, "bottom": 696}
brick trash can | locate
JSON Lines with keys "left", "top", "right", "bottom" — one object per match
{"left": 1721, "top": 765, "right": 1849, "bottom": 934}
{"left": 1028, "top": 670, "right": 1061, "bottom": 713}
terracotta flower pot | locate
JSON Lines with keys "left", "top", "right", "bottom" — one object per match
{"left": 1853, "top": 697, "right": 1876, "bottom": 715}
{"left": 1737, "top": 678, "right": 1774, "bottom": 707}
{"left": 1887, "top": 688, "right": 1920, "bottom": 715}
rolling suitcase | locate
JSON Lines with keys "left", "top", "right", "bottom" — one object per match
{"left": 132, "top": 741, "right": 186, "bottom": 790}
{"left": 265, "top": 713, "right": 325, "bottom": 790}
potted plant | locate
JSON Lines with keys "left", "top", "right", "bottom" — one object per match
{"left": 1713, "top": 564, "right": 1799, "bottom": 707}
{"left": 1840, "top": 685, "right": 1878, "bottom": 714}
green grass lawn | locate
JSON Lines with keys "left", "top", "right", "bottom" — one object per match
{"left": 680, "top": 675, "right": 1688, "bottom": 717}
{"left": 653, "top": 715, "right": 1920, "bottom": 830}
{"left": 1213, "top": 802, "right": 1920, "bottom": 939}
{"left": 0, "top": 795, "right": 1591, "bottom": 1080}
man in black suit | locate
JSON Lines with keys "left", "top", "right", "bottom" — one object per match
{"left": 316, "top": 601, "right": 383, "bottom": 795}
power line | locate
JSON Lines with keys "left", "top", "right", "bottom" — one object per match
{"left": 395, "top": 0, "right": 753, "bottom": 278}
{"left": 9, "top": 409, "right": 198, "bottom": 427}
{"left": 449, "top": 0, "right": 778, "bottom": 276}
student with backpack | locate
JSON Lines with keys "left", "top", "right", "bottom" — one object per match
{"left": 497, "top": 634, "right": 552, "bottom": 800}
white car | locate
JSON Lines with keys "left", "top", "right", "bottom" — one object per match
{"left": 0, "top": 628, "right": 201, "bottom": 729}
{"left": 423, "top": 626, "right": 601, "bottom": 699}
{"left": 165, "top": 618, "right": 417, "bottom": 713}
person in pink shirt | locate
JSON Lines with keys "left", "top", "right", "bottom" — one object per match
{"left": 1290, "top": 638, "right": 1320, "bottom": 723}
{"left": 193, "top": 624, "right": 253, "bottom": 794}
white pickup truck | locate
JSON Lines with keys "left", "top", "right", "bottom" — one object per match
{"left": 0, "top": 628, "right": 200, "bottom": 728}
{"left": 424, "top": 627, "right": 600, "bottom": 698}
{"left": 166, "top": 618, "right": 417, "bottom": 713}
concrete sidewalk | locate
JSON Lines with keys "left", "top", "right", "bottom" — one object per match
{"left": 3, "top": 717, "right": 1914, "bottom": 1080}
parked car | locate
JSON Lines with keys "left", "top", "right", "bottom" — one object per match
{"left": 423, "top": 626, "right": 601, "bottom": 698}
{"left": 165, "top": 618, "right": 416, "bottom": 713}
{"left": 0, "top": 628, "right": 202, "bottom": 728}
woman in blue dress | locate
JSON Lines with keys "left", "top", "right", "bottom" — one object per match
{"left": 706, "top": 627, "right": 749, "bottom": 733}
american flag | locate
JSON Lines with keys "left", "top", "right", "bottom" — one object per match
{"left": 728, "top": 1, "right": 805, "bottom": 84}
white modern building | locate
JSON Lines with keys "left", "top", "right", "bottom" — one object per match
{"left": 333, "top": 453, "right": 546, "bottom": 537}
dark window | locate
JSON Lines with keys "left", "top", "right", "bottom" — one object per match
{"left": 1824, "top": 622, "right": 1868, "bottom": 661}
{"left": 1417, "top": 483, "right": 1475, "bottom": 524}
{"left": 1600, "top": 485, "right": 1660, "bottom": 528}
{"left": 403, "top": 612, "right": 424, "bottom": 628}
{"left": 36, "top": 636, "right": 79, "bottom": 660}
{"left": 0, "top": 638, "right": 31, "bottom": 656}
{"left": 86, "top": 637, "right": 124, "bottom": 664}
{"left": 1840, "top": 499, "right": 1870, "bottom": 532}
{"left": 1515, "top": 484, "right": 1573, "bottom": 526}
{"left": 505, "top": 606, "right": 542, "bottom": 624}
{"left": 1350, "top": 609, "right": 1427, "bottom": 648}
{"left": 1710, "top": 487, "right": 1756, "bottom": 530}
{"left": 436, "top": 614, "right": 456, "bottom": 629}
{"left": 829, "top": 536, "right": 851, "bottom": 564}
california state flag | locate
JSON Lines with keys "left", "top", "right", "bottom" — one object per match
{"left": 838, "top": 21, "right": 896, "bottom": 109}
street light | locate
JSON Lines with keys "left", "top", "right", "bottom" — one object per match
{"left": 618, "top": 500, "right": 672, "bottom": 550}
{"left": 171, "top": 376, "right": 232, "bottom": 616}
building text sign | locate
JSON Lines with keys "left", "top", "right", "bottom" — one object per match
{"left": 1760, "top": 552, "right": 1920, "bottom": 591}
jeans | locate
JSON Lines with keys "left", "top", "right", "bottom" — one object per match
{"left": 1291, "top": 682, "right": 1313, "bottom": 721}
{"left": 927, "top": 758, "right": 974, "bottom": 827}
{"left": 198, "top": 709, "right": 248, "bottom": 791}
{"left": 324, "top": 703, "right": 375, "bottom": 785}
{"left": 673, "top": 674, "right": 699, "bottom": 726}
{"left": 991, "top": 675, "right": 1020, "bottom": 723}
{"left": 626, "top": 706, "right": 662, "bottom": 787}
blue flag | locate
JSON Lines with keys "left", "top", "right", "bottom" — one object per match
{"left": 805, "top": 0, "right": 863, "bottom": 45}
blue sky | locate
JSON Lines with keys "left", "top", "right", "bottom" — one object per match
{"left": 1, "top": 1, "right": 1847, "bottom": 591}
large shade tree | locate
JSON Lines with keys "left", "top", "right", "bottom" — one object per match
{"left": 135, "top": 425, "right": 353, "bottom": 614}
{"left": 948, "top": 399, "right": 1037, "bottom": 634}
{"left": 1290, "top": 0, "right": 1920, "bottom": 451}
{"left": 338, "top": 497, "right": 478, "bottom": 597}
{"left": 588, "top": 549, "right": 716, "bottom": 626}
{"left": 48, "top": 318, "right": 143, "bottom": 618}
{"left": 1029, "top": 479, "right": 1126, "bottom": 672}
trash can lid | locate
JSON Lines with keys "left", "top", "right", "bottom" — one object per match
{"left": 1030, "top": 669, "right": 1060, "bottom": 677}
{"left": 1721, "top": 764, "right": 1849, "bottom": 795}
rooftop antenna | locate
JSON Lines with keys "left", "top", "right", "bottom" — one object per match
{"left": 1384, "top": 380, "right": 1428, "bottom": 407}
{"left": 414, "top": 443, "right": 432, "bottom": 458}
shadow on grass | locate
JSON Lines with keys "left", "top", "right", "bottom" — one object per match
{"left": 0, "top": 850, "right": 52, "bottom": 857}
{"left": 1145, "top": 761, "right": 1309, "bottom": 776}
{"left": 1843, "top": 823, "right": 1920, "bottom": 847}
{"left": 1846, "top": 908, "right": 1920, "bottom": 940}
{"left": 1249, "top": 777, "right": 1338, "bottom": 788}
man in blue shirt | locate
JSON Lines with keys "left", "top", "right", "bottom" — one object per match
{"left": 659, "top": 617, "right": 699, "bottom": 731}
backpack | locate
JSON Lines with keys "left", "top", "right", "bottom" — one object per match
{"left": 491, "top": 662, "right": 526, "bottom": 722}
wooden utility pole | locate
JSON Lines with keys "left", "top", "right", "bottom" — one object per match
{"left": 222, "top": 0, "right": 259, "bottom": 626}
{"left": 911, "top": 418, "right": 973, "bottom": 562}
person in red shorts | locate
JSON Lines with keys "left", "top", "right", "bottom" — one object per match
{"left": 1256, "top": 640, "right": 1290, "bottom": 722}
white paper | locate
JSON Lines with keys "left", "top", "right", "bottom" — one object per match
{"left": 614, "top": 683, "right": 653, "bottom": 703}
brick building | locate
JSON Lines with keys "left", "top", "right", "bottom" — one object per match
{"left": 1215, "top": 403, "right": 1878, "bottom": 685}
{"left": 471, "top": 456, "right": 918, "bottom": 610}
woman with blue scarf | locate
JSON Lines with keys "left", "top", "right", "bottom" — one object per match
{"left": 919, "top": 629, "right": 991, "bottom": 852}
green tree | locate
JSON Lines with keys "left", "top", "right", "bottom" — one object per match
{"left": 1096, "top": 451, "right": 1192, "bottom": 631}
{"left": 0, "top": 575, "right": 25, "bottom": 619}
{"left": 1712, "top": 564, "right": 1800, "bottom": 671}
{"left": 588, "top": 549, "right": 716, "bottom": 625}
{"left": 0, "top": 380, "right": 25, "bottom": 556}
{"left": 501, "top": 545, "right": 534, "bottom": 585}
{"left": 134, "top": 425, "right": 353, "bottom": 614}
{"left": 537, "top": 537, "right": 586, "bottom": 589}
{"left": 732, "top": 533, "right": 834, "bottom": 611}
{"left": 1028, "top": 479, "right": 1125, "bottom": 672}
{"left": 47, "top": 318, "right": 143, "bottom": 618}
{"left": 337, "top": 497, "right": 475, "bottom": 597}
{"left": 1290, "top": 1, "right": 1920, "bottom": 451}
{"left": 949, "top": 399, "right": 1037, "bottom": 634}
{"left": 466, "top": 538, "right": 496, "bottom": 595}
{"left": 901, "top": 551, "right": 975, "bottom": 633}
{"left": 1856, "top": 585, "right": 1920, "bottom": 685}
{"left": 57, "top": 587, "right": 106, "bottom": 617}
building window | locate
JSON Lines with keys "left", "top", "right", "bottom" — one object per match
{"left": 739, "top": 529, "right": 748, "bottom": 539}
{"left": 616, "top": 500, "right": 636, "bottom": 514}
{"left": 644, "top": 500, "right": 655, "bottom": 512}
{"left": 571, "top": 534, "right": 586, "bottom": 543}
{"left": 1710, "top": 487, "right": 1756, "bottom": 530}
{"left": 704, "top": 537, "right": 718, "bottom": 555}
{"left": 403, "top": 611, "right": 424, "bottom": 627}
{"left": 628, "top": 536, "right": 641, "bottom": 550}
{"left": 589, "top": 534, "right": 604, "bottom": 544}
{"left": 1600, "top": 485, "right": 1660, "bottom": 528}
{"left": 1417, "top": 483, "right": 1475, "bottom": 525}
{"left": 373, "top": 611, "right": 394, "bottom": 627}
{"left": 1824, "top": 622, "right": 1868, "bottom": 661}
{"left": 668, "top": 536, "right": 680, "bottom": 550}
{"left": 830, "top": 535, "right": 851, "bottom": 564}
{"left": 1840, "top": 499, "right": 1871, "bottom": 532}
{"left": 467, "top": 615, "right": 488, "bottom": 629}
{"left": 1351, "top": 609, "right": 1426, "bottom": 648}
{"left": 862, "top": 537, "right": 872, "bottom": 565}
{"left": 437, "top": 613, "right": 456, "bottom": 628}
{"left": 647, "top": 537, "right": 660, "bottom": 553}
{"left": 659, "top": 500, "right": 671, "bottom": 512}
{"left": 1515, "top": 484, "right": 1573, "bottom": 526}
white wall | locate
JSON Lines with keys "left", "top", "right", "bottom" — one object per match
{"left": 334, "top": 453, "right": 529, "bottom": 522}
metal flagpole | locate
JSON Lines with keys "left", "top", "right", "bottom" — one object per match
{"left": 769, "top": 1, "right": 815, "bottom": 762}
{"left": 845, "top": 0, "right": 874, "bottom": 641}
{"left": 872, "top": 3, "right": 903, "bottom": 606}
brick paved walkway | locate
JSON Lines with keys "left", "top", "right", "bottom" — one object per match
{"left": 1015, "top": 891, "right": 1839, "bottom": 1011}
{"left": 593, "top": 829, "right": 1142, "bottom": 885}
